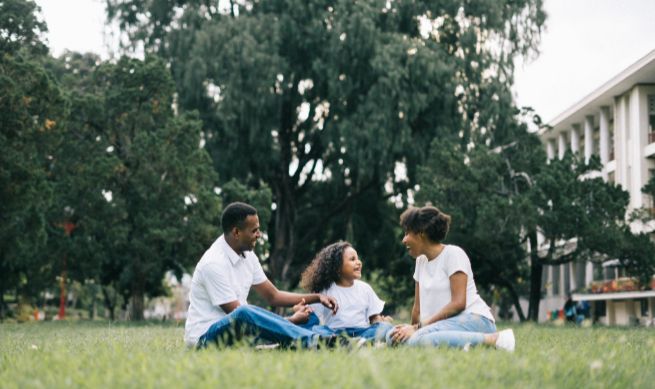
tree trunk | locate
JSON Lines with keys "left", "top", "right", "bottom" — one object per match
{"left": 102, "top": 286, "right": 116, "bottom": 321}
{"left": 269, "top": 182, "right": 296, "bottom": 286}
{"left": 527, "top": 232, "right": 543, "bottom": 321}
{"left": 0, "top": 288, "right": 5, "bottom": 320}
{"left": 130, "top": 276, "right": 145, "bottom": 321}
{"left": 501, "top": 280, "right": 526, "bottom": 322}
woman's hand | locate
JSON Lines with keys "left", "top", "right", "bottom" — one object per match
{"left": 390, "top": 324, "right": 417, "bottom": 344}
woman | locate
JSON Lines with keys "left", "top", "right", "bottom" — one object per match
{"left": 388, "top": 205, "right": 515, "bottom": 351}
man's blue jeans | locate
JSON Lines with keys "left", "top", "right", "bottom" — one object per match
{"left": 388, "top": 312, "right": 496, "bottom": 348}
{"left": 299, "top": 313, "right": 394, "bottom": 342}
{"left": 197, "top": 305, "right": 319, "bottom": 349}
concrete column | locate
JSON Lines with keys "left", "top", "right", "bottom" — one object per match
{"left": 599, "top": 106, "right": 610, "bottom": 165}
{"left": 570, "top": 125, "right": 580, "bottom": 154}
{"left": 585, "top": 262, "right": 594, "bottom": 286}
{"left": 607, "top": 300, "right": 616, "bottom": 325}
{"left": 629, "top": 87, "right": 643, "bottom": 210}
{"left": 584, "top": 116, "right": 594, "bottom": 163}
{"left": 546, "top": 139, "right": 555, "bottom": 160}
{"left": 614, "top": 96, "right": 626, "bottom": 187}
{"left": 558, "top": 131, "right": 567, "bottom": 159}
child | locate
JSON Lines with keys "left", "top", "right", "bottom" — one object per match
{"left": 298, "top": 241, "right": 393, "bottom": 344}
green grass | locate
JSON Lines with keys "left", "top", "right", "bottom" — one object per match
{"left": 1, "top": 322, "right": 654, "bottom": 388}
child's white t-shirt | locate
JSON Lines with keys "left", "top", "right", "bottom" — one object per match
{"left": 310, "top": 280, "right": 385, "bottom": 329}
{"left": 413, "top": 244, "right": 495, "bottom": 323}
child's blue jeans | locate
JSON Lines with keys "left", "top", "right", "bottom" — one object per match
{"left": 299, "top": 312, "right": 394, "bottom": 342}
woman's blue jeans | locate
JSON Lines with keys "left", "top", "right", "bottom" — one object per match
{"left": 389, "top": 312, "right": 496, "bottom": 348}
{"left": 197, "top": 305, "right": 319, "bottom": 349}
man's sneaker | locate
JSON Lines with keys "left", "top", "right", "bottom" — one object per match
{"left": 495, "top": 329, "right": 515, "bottom": 352}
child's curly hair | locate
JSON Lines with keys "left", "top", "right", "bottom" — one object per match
{"left": 300, "top": 241, "right": 351, "bottom": 293}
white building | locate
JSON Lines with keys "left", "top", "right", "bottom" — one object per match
{"left": 537, "top": 49, "right": 655, "bottom": 325}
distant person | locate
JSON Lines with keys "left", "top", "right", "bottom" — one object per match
{"left": 388, "top": 205, "right": 515, "bottom": 351}
{"left": 564, "top": 294, "right": 577, "bottom": 323}
{"left": 298, "top": 241, "right": 394, "bottom": 344}
{"left": 576, "top": 300, "right": 590, "bottom": 324}
{"left": 184, "top": 202, "right": 338, "bottom": 349}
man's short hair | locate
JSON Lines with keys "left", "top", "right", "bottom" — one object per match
{"left": 221, "top": 202, "right": 258, "bottom": 233}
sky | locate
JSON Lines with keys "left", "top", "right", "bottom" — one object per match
{"left": 35, "top": 0, "right": 655, "bottom": 123}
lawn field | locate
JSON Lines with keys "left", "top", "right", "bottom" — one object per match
{"left": 1, "top": 322, "right": 654, "bottom": 388}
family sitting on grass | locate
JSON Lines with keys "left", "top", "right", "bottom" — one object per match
{"left": 184, "top": 202, "right": 515, "bottom": 352}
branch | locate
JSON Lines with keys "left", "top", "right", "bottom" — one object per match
{"left": 298, "top": 179, "right": 378, "bottom": 242}
{"left": 541, "top": 248, "right": 582, "bottom": 266}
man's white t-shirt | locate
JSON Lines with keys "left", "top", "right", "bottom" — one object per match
{"left": 184, "top": 235, "right": 267, "bottom": 347}
{"left": 310, "top": 280, "right": 384, "bottom": 329}
{"left": 413, "top": 244, "right": 494, "bottom": 323}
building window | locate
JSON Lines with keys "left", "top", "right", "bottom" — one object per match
{"left": 552, "top": 265, "right": 561, "bottom": 295}
{"left": 609, "top": 126, "right": 615, "bottom": 161}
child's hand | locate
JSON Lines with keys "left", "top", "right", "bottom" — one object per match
{"left": 370, "top": 314, "right": 393, "bottom": 324}
{"left": 378, "top": 315, "right": 394, "bottom": 323}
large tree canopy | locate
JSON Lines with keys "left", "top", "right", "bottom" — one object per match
{"left": 43, "top": 54, "right": 222, "bottom": 320}
{"left": 105, "top": 0, "right": 546, "bottom": 287}
{"left": 0, "top": 0, "right": 65, "bottom": 316}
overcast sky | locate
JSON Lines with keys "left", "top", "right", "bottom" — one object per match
{"left": 36, "top": 0, "right": 655, "bottom": 123}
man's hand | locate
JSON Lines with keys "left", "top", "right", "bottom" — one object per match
{"left": 292, "top": 298, "right": 310, "bottom": 312}
{"left": 287, "top": 300, "right": 312, "bottom": 324}
{"left": 318, "top": 294, "right": 338, "bottom": 314}
{"left": 389, "top": 324, "right": 417, "bottom": 344}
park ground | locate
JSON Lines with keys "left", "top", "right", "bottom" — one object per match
{"left": 1, "top": 321, "right": 654, "bottom": 388}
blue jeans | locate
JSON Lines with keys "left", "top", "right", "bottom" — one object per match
{"left": 197, "top": 305, "right": 319, "bottom": 349}
{"left": 298, "top": 313, "right": 394, "bottom": 342}
{"left": 389, "top": 312, "right": 496, "bottom": 348}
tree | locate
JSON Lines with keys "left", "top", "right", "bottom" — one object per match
{"left": 0, "top": 0, "right": 65, "bottom": 317}
{"left": 105, "top": 0, "right": 546, "bottom": 286}
{"left": 46, "top": 55, "right": 222, "bottom": 320}
{"left": 416, "top": 113, "right": 655, "bottom": 321}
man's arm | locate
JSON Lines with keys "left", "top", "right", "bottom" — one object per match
{"left": 219, "top": 300, "right": 240, "bottom": 314}
{"left": 252, "top": 280, "right": 338, "bottom": 313}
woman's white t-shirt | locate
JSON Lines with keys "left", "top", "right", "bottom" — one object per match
{"left": 413, "top": 244, "right": 494, "bottom": 323}
{"left": 310, "top": 280, "right": 385, "bottom": 329}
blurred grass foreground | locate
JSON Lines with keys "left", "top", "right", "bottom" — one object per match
{"left": 1, "top": 321, "right": 654, "bottom": 388}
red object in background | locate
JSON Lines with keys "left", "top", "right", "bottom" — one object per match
{"left": 57, "top": 221, "right": 76, "bottom": 319}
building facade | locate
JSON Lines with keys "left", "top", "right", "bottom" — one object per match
{"left": 536, "top": 49, "right": 655, "bottom": 324}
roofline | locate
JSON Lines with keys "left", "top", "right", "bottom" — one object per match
{"left": 547, "top": 48, "right": 655, "bottom": 128}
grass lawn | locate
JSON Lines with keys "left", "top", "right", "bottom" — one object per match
{"left": 1, "top": 321, "right": 654, "bottom": 388}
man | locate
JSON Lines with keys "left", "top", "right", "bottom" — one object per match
{"left": 184, "top": 202, "right": 338, "bottom": 349}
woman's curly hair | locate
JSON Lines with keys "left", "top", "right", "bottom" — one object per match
{"left": 300, "top": 241, "right": 351, "bottom": 293}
